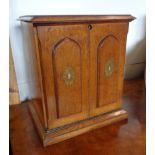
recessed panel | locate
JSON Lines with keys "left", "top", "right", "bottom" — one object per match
{"left": 97, "top": 35, "right": 119, "bottom": 107}
{"left": 53, "top": 37, "right": 82, "bottom": 118}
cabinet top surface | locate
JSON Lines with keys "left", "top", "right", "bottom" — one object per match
{"left": 18, "top": 15, "right": 135, "bottom": 24}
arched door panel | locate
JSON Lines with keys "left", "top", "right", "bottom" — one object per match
{"left": 53, "top": 37, "right": 82, "bottom": 118}
{"left": 97, "top": 35, "right": 119, "bottom": 107}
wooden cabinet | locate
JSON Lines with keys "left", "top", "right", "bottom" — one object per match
{"left": 19, "top": 15, "right": 135, "bottom": 146}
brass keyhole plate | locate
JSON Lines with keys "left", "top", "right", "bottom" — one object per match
{"left": 105, "top": 58, "right": 114, "bottom": 77}
{"left": 63, "top": 66, "right": 75, "bottom": 86}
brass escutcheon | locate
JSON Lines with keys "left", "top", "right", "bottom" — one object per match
{"left": 105, "top": 58, "right": 114, "bottom": 77}
{"left": 63, "top": 66, "right": 75, "bottom": 86}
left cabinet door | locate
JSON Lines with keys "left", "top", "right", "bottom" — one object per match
{"left": 37, "top": 24, "right": 89, "bottom": 129}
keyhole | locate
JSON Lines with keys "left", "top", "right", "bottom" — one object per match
{"left": 88, "top": 24, "right": 92, "bottom": 30}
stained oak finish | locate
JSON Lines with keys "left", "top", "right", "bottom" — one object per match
{"left": 18, "top": 15, "right": 135, "bottom": 146}
{"left": 18, "top": 15, "right": 135, "bottom": 23}
{"left": 9, "top": 78, "right": 146, "bottom": 155}
{"left": 28, "top": 100, "right": 128, "bottom": 146}
{"left": 37, "top": 25, "right": 89, "bottom": 129}
{"left": 89, "top": 23, "right": 128, "bottom": 116}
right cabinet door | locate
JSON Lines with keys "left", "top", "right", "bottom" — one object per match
{"left": 89, "top": 23, "right": 128, "bottom": 116}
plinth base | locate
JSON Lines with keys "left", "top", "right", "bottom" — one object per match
{"left": 28, "top": 100, "right": 128, "bottom": 146}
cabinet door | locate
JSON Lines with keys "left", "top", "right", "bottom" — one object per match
{"left": 89, "top": 23, "right": 128, "bottom": 116}
{"left": 37, "top": 24, "right": 89, "bottom": 129}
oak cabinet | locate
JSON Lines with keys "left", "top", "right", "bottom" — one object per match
{"left": 19, "top": 15, "right": 135, "bottom": 146}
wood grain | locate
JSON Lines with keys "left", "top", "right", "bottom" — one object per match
{"left": 89, "top": 23, "right": 129, "bottom": 116}
{"left": 28, "top": 99, "right": 128, "bottom": 146}
{"left": 18, "top": 15, "right": 135, "bottom": 24}
{"left": 9, "top": 78, "right": 146, "bottom": 155}
{"left": 37, "top": 24, "right": 89, "bottom": 129}
{"left": 19, "top": 15, "right": 135, "bottom": 145}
